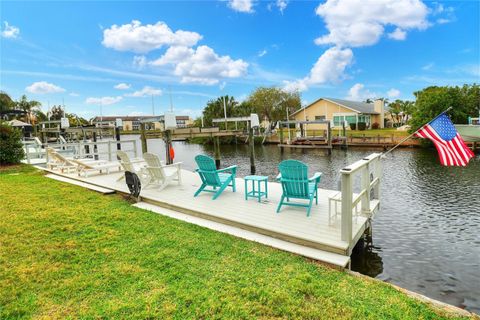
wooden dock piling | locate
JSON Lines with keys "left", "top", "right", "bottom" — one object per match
{"left": 249, "top": 125, "right": 256, "bottom": 174}
{"left": 140, "top": 123, "right": 147, "bottom": 154}
{"left": 214, "top": 136, "right": 221, "bottom": 169}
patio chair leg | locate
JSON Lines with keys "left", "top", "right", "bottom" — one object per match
{"left": 315, "top": 188, "right": 318, "bottom": 205}
{"left": 307, "top": 197, "right": 314, "bottom": 217}
{"left": 194, "top": 183, "right": 206, "bottom": 197}
{"left": 276, "top": 195, "right": 285, "bottom": 213}
{"left": 212, "top": 182, "right": 229, "bottom": 200}
{"left": 232, "top": 177, "right": 236, "bottom": 192}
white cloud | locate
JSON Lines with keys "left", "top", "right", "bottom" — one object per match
{"left": 69, "top": 92, "right": 80, "bottom": 97}
{"left": 150, "top": 45, "right": 248, "bottom": 85}
{"left": 228, "top": 0, "right": 254, "bottom": 13}
{"left": 102, "top": 20, "right": 202, "bottom": 53}
{"left": 314, "top": 0, "right": 429, "bottom": 47}
{"left": 1, "top": 21, "right": 20, "bottom": 39}
{"left": 346, "top": 83, "right": 376, "bottom": 101}
{"left": 387, "top": 88, "right": 401, "bottom": 98}
{"left": 133, "top": 55, "right": 147, "bottom": 69}
{"left": 25, "top": 81, "right": 65, "bottom": 94}
{"left": 283, "top": 47, "right": 353, "bottom": 92}
{"left": 422, "top": 62, "right": 434, "bottom": 70}
{"left": 276, "top": 0, "right": 288, "bottom": 14}
{"left": 114, "top": 83, "right": 131, "bottom": 90}
{"left": 85, "top": 96, "right": 123, "bottom": 105}
{"left": 258, "top": 49, "right": 267, "bottom": 57}
{"left": 126, "top": 86, "right": 162, "bottom": 97}
{"left": 436, "top": 18, "right": 451, "bottom": 24}
{"left": 388, "top": 27, "right": 407, "bottom": 40}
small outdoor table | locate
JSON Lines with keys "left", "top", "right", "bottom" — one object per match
{"left": 244, "top": 175, "right": 268, "bottom": 202}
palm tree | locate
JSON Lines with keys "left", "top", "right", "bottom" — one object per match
{"left": 399, "top": 100, "right": 414, "bottom": 125}
{"left": 387, "top": 100, "right": 402, "bottom": 126}
{"left": 15, "top": 95, "right": 41, "bottom": 124}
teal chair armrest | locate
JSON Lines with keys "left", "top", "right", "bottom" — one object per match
{"left": 276, "top": 173, "right": 282, "bottom": 181}
{"left": 309, "top": 172, "right": 322, "bottom": 183}
{"left": 217, "top": 165, "right": 237, "bottom": 175}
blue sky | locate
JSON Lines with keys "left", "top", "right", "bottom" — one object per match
{"left": 1, "top": 0, "right": 479, "bottom": 119}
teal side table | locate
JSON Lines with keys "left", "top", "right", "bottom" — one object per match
{"left": 244, "top": 175, "right": 268, "bottom": 202}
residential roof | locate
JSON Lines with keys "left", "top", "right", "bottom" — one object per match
{"left": 92, "top": 115, "right": 190, "bottom": 122}
{"left": 291, "top": 97, "right": 383, "bottom": 117}
{"left": 8, "top": 119, "right": 32, "bottom": 127}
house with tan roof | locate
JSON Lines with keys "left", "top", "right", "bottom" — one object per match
{"left": 291, "top": 97, "right": 387, "bottom": 130}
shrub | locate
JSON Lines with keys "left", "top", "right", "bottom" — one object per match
{"left": 0, "top": 122, "right": 25, "bottom": 165}
{"left": 349, "top": 123, "right": 357, "bottom": 130}
{"left": 357, "top": 122, "right": 367, "bottom": 131}
{"left": 371, "top": 122, "right": 380, "bottom": 129}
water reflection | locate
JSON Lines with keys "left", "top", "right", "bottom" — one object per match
{"left": 116, "top": 136, "right": 479, "bottom": 313}
{"left": 350, "top": 237, "right": 384, "bottom": 278}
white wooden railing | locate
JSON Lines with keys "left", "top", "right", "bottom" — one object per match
{"left": 22, "top": 139, "right": 138, "bottom": 164}
{"left": 340, "top": 153, "right": 382, "bottom": 246}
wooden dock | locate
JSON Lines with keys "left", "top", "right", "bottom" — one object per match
{"left": 38, "top": 166, "right": 380, "bottom": 268}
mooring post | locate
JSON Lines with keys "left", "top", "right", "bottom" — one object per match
{"left": 165, "top": 130, "right": 173, "bottom": 165}
{"left": 279, "top": 123, "right": 284, "bottom": 144}
{"left": 214, "top": 136, "right": 221, "bottom": 169}
{"left": 249, "top": 124, "right": 256, "bottom": 174}
{"left": 115, "top": 126, "right": 121, "bottom": 150}
{"left": 140, "top": 123, "right": 147, "bottom": 153}
{"left": 327, "top": 122, "right": 332, "bottom": 155}
{"left": 92, "top": 131, "right": 98, "bottom": 160}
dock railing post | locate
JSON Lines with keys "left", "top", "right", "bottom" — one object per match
{"left": 107, "top": 141, "right": 112, "bottom": 161}
{"left": 214, "top": 136, "right": 221, "bottom": 169}
{"left": 341, "top": 170, "right": 353, "bottom": 245}
{"left": 361, "top": 164, "right": 370, "bottom": 214}
{"left": 133, "top": 140, "right": 138, "bottom": 158}
{"left": 25, "top": 144, "right": 31, "bottom": 164}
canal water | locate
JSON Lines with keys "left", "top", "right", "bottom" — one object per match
{"left": 120, "top": 135, "right": 480, "bottom": 313}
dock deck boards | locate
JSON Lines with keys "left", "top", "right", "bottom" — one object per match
{"left": 45, "top": 168, "right": 369, "bottom": 257}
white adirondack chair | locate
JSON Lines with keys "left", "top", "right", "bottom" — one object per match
{"left": 143, "top": 152, "right": 182, "bottom": 191}
{"left": 46, "top": 148, "right": 77, "bottom": 173}
{"left": 71, "top": 158, "right": 122, "bottom": 177}
{"left": 116, "top": 150, "right": 147, "bottom": 182}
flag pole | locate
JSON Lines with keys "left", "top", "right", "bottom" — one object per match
{"left": 381, "top": 106, "right": 453, "bottom": 157}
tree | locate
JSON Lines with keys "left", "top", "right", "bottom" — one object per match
{"left": 399, "top": 100, "right": 415, "bottom": 125}
{"left": 387, "top": 100, "right": 402, "bottom": 126}
{"left": 66, "top": 113, "right": 89, "bottom": 126}
{"left": 0, "top": 91, "right": 15, "bottom": 113}
{"left": 0, "top": 121, "right": 25, "bottom": 164}
{"left": 15, "top": 95, "right": 41, "bottom": 124}
{"left": 201, "top": 95, "right": 238, "bottom": 127}
{"left": 246, "top": 87, "right": 301, "bottom": 123}
{"left": 409, "top": 84, "right": 480, "bottom": 132}
{"left": 49, "top": 105, "right": 64, "bottom": 120}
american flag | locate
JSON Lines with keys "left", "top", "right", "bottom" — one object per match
{"left": 414, "top": 113, "right": 475, "bottom": 166}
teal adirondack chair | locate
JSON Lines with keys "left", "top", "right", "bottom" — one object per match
{"left": 276, "top": 160, "right": 322, "bottom": 217}
{"left": 194, "top": 155, "right": 237, "bottom": 200}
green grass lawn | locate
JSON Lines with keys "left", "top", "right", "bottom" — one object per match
{"left": 0, "top": 166, "right": 471, "bottom": 319}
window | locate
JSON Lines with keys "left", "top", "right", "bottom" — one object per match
{"left": 358, "top": 115, "right": 371, "bottom": 124}
{"left": 345, "top": 115, "right": 357, "bottom": 124}
{"left": 315, "top": 115, "right": 325, "bottom": 121}
{"left": 333, "top": 116, "right": 343, "bottom": 126}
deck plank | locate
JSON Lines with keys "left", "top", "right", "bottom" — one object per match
{"left": 47, "top": 169, "right": 369, "bottom": 256}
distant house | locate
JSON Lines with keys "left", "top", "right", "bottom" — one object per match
{"left": 291, "top": 98, "right": 387, "bottom": 130}
{"left": 91, "top": 115, "right": 193, "bottom": 131}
